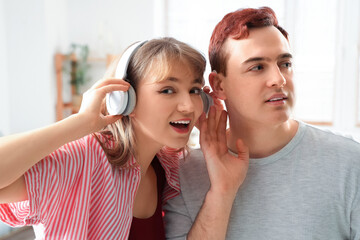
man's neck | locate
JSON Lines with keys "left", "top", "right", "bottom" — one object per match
{"left": 227, "top": 119, "right": 298, "bottom": 158}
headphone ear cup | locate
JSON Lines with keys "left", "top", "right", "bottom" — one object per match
{"left": 106, "top": 40, "right": 147, "bottom": 116}
{"left": 106, "top": 90, "right": 128, "bottom": 115}
{"left": 122, "top": 85, "right": 136, "bottom": 116}
{"left": 106, "top": 85, "right": 136, "bottom": 116}
{"left": 200, "top": 91, "right": 214, "bottom": 114}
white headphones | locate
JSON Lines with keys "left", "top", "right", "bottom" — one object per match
{"left": 106, "top": 40, "right": 213, "bottom": 116}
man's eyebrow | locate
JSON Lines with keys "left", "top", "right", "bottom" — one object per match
{"left": 278, "top": 53, "right": 293, "bottom": 59}
{"left": 242, "top": 57, "right": 269, "bottom": 64}
{"left": 242, "top": 53, "right": 293, "bottom": 64}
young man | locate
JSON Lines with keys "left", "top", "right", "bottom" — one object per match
{"left": 164, "top": 7, "right": 360, "bottom": 240}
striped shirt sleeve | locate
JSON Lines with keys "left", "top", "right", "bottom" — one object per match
{"left": 0, "top": 136, "right": 90, "bottom": 226}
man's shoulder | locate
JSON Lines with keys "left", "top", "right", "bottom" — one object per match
{"left": 181, "top": 148, "right": 207, "bottom": 171}
{"left": 304, "top": 123, "right": 360, "bottom": 150}
{"left": 180, "top": 148, "right": 210, "bottom": 184}
{"left": 302, "top": 123, "right": 360, "bottom": 168}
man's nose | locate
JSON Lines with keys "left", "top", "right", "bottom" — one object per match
{"left": 267, "top": 66, "right": 286, "bottom": 88}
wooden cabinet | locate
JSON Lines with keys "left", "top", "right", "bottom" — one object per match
{"left": 55, "top": 53, "right": 76, "bottom": 121}
{"left": 55, "top": 54, "right": 117, "bottom": 121}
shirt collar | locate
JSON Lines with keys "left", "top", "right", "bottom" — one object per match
{"left": 156, "top": 146, "right": 185, "bottom": 193}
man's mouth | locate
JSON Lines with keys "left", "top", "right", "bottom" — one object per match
{"left": 265, "top": 97, "right": 288, "bottom": 103}
{"left": 265, "top": 93, "right": 288, "bottom": 104}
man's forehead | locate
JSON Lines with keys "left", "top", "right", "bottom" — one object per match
{"left": 225, "top": 26, "right": 291, "bottom": 62}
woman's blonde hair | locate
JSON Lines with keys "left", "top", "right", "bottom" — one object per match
{"left": 94, "top": 37, "right": 206, "bottom": 167}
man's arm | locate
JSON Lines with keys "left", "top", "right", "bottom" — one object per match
{"left": 186, "top": 109, "right": 249, "bottom": 239}
{"left": 187, "top": 190, "right": 236, "bottom": 239}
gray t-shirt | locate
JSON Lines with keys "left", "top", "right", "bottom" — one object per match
{"left": 164, "top": 121, "right": 360, "bottom": 240}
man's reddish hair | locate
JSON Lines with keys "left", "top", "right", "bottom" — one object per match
{"left": 209, "top": 7, "right": 289, "bottom": 75}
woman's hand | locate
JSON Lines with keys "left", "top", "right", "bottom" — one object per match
{"left": 199, "top": 107, "right": 249, "bottom": 200}
{"left": 78, "top": 78, "right": 130, "bottom": 132}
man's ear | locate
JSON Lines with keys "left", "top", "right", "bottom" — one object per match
{"left": 209, "top": 71, "right": 226, "bottom": 100}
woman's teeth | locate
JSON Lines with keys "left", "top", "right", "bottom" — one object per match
{"left": 170, "top": 120, "right": 190, "bottom": 128}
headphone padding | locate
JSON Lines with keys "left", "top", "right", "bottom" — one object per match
{"left": 122, "top": 85, "right": 137, "bottom": 116}
{"left": 200, "top": 91, "right": 214, "bottom": 114}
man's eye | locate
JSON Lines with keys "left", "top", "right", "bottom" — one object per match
{"left": 281, "top": 62, "right": 292, "bottom": 68}
{"left": 160, "top": 88, "right": 174, "bottom": 94}
{"left": 250, "top": 65, "right": 263, "bottom": 71}
{"left": 190, "top": 88, "right": 201, "bottom": 95}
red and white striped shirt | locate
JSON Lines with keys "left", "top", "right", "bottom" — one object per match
{"left": 0, "top": 135, "right": 181, "bottom": 239}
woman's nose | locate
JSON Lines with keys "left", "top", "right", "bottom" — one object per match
{"left": 177, "top": 94, "right": 195, "bottom": 113}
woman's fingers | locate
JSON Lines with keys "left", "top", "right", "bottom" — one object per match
{"left": 83, "top": 83, "right": 130, "bottom": 104}
{"left": 90, "top": 78, "right": 130, "bottom": 90}
{"left": 79, "top": 80, "right": 129, "bottom": 114}
{"left": 96, "top": 83, "right": 130, "bottom": 96}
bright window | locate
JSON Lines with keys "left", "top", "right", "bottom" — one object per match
{"left": 166, "top": 0, "right": 360, "bottom": 140}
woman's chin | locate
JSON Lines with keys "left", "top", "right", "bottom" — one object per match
{"left": 163, "top": 139, "right": 188, "bottom": 150}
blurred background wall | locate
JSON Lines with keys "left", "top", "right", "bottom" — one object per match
{"left": 0, "top": 0, "right": 360, "bottom": 236}
{"left": 0, "top": 0, "right": 359, "bottom": 137}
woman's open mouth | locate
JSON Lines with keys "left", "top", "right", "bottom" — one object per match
{"left": 170, "top": 120, "right": 191, "bottom": 134}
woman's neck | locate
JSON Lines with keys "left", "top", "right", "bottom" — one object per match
{"left": 227, "top": 118, "right": 298, "bottom": 158}
{"left": 132, "top": 125, "right": 163, "bottom": 177}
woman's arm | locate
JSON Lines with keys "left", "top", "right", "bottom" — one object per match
{"left": 0, "top": 78, "right": 129, "bottom": 194}
{"left": 0, "top": 176, "right": 27, "bottom": 203}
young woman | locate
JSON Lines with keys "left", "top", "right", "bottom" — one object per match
{"left": 0, "top": 37, "right": 207, "bottom": 239}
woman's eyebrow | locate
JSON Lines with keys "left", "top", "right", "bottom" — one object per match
{"left": 163, "top": 77, "right": 203, "bottom": 84}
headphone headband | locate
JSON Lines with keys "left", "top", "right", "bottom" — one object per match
{"left": 115, "top": 40, "right": 148, "bottom": 80}
{"left": 106, "top": 39, "right": 213, "bottom": 116}
{"left": 106, "top": 41, "right": 147, "bottom": 116}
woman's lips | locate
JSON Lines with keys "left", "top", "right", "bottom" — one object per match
{"left": 170, "top": 120, "right": 191, "bottom": 134}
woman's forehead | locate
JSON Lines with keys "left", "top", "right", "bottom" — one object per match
{"left": 144, "top": 58, "right": 203, "bottom": 84}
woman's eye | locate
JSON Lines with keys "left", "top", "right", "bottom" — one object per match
{"left": 160, "top": 88, "right": 174, "bottom": 94}
{"left": 190, "top": 87, "right": 201, "bottom": 95}
{"left": 250, "top": 65, "right": 263, "bottom": 71}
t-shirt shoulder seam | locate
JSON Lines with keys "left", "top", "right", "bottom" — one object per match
{"left": 302, "top": 122, "right": 360, "bottom": 145}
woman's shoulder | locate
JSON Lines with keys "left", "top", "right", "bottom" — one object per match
{"left": 62, "top": 134, "right": 110, "bottom": 168}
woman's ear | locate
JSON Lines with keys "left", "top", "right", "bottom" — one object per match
{"left": 129, "top": 111, "right": 136, "bottom": 118}
{"left": 209, "top": 71, "right": 226, "bottom": 100}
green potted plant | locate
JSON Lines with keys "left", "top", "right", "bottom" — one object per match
{"left": 65, "top": 44, "right": 90, "bottom": 109}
